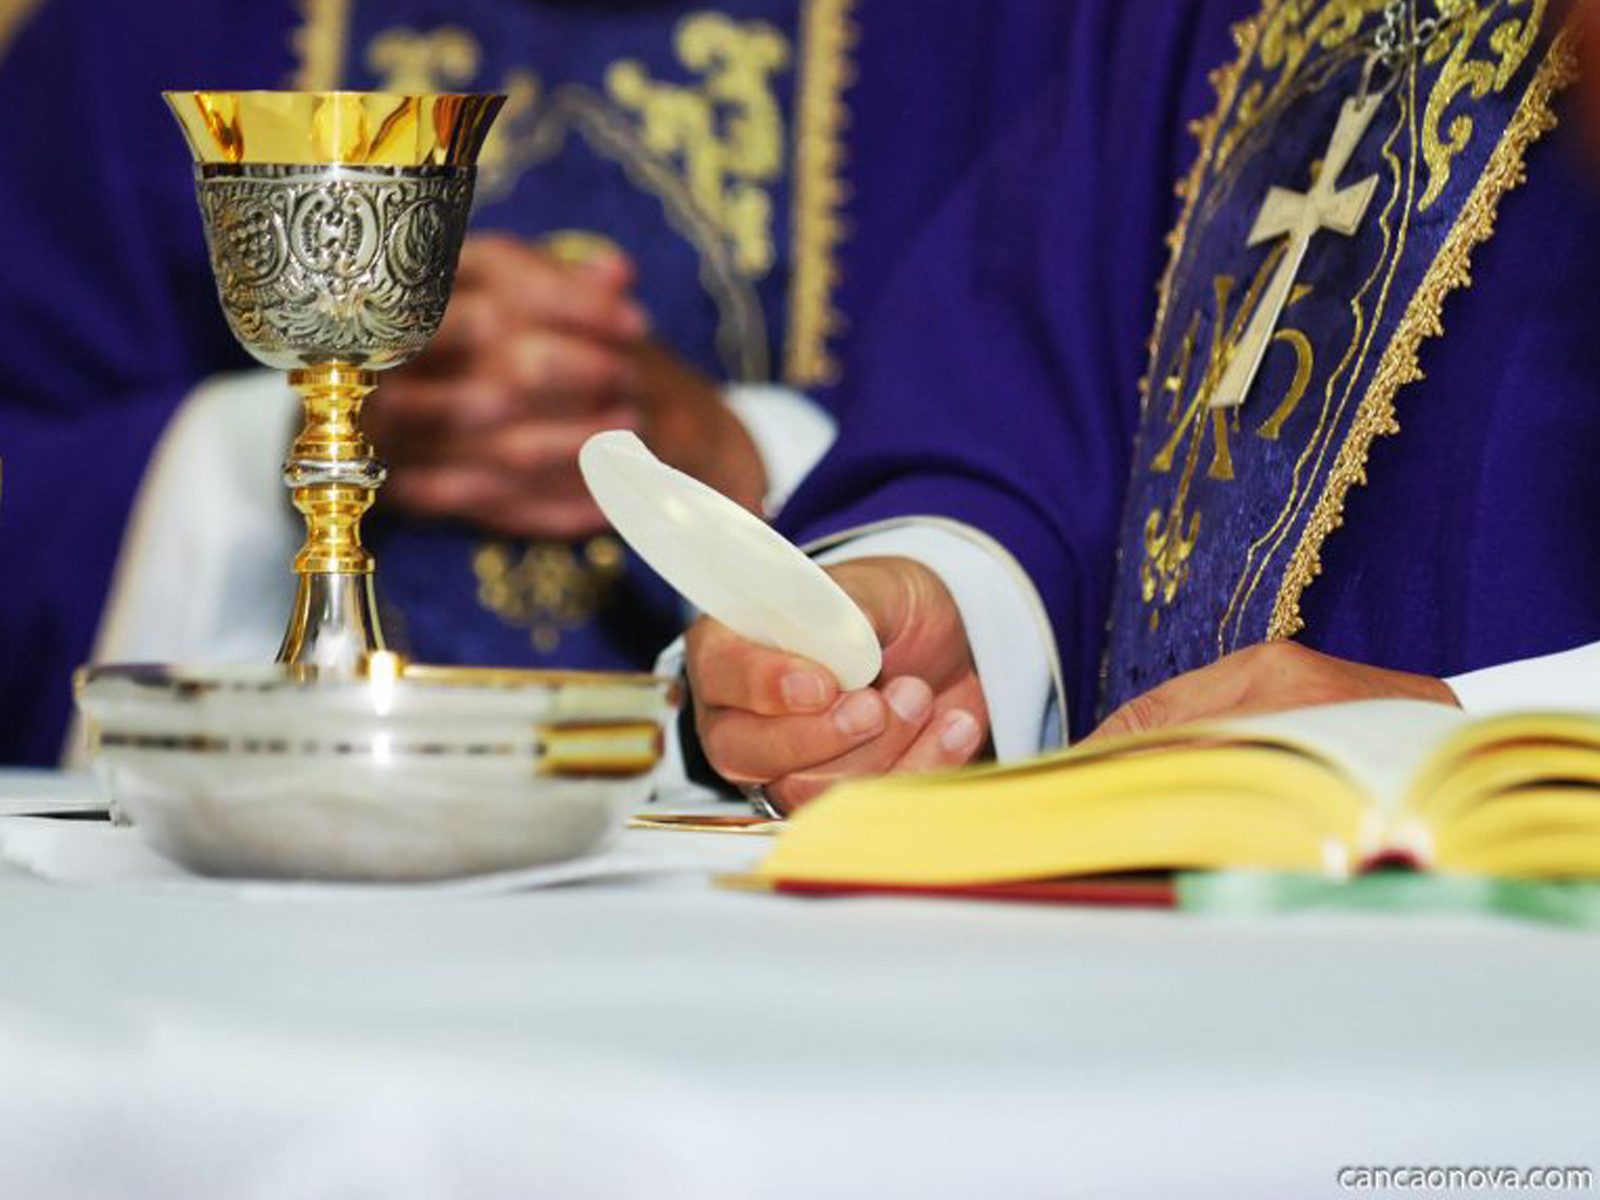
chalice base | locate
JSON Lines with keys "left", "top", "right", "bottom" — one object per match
{"left": 278, "top": 572, "right": 384, "bottom": 673}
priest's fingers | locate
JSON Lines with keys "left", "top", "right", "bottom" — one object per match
{"left": 387, "top": 462, "right": 612, "bottom": 539}
{"left": 410, "top": 406, "right": 639, "bottom": 477}
{"left": 763, "top": 682, "right": 988, "bottom": 812}
{"left": 411, "top": 288, "right": 504, "bottom": 369}
{"left": 372, "top": 337, "right": 636, "bottom": 449}
{"left": 1087, "top": 641, "right": 1458, "bottom": 742}
{"left": 456, "top": 234, "right": 648, "bottom": 343}
{"left": 701, "top": 676, "right": 933, "bottom": 793}
{"left": 888, "top": 707, "right": 987, "bottom": 773}
{"left": 383, "top": 407, "right": 636, "bottom": 538}
{"left": 883, "top": 675, "right": 990, "bottom": 774}
{"left": 685, "top": 616, "right": 843, "bottom": 718}
{"left": 826, "top": 558, "right": 977, "bottom": 695}
{"left": 764, "top": 706, "right": 984, "bottom": 811}
{"left": 500, "top": 328, "right": 639, "bottom": 415}
{"left": 1088, "top": 656, "right": 1248, "bottom": 743}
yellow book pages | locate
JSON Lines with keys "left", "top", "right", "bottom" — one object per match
{"left": 1406, "top": 713, "right": 1600, "bottom": 812}
{"left": 1401, "top": 712, "right": 1600, "bottom": 876}
{"left": 1434, "top": 789, "right": 1600, "bottom": 876}
{"left": 756, "top": 699, "right": 1477, "bottom": 887}
{"left": 756, "top": 742, "right": 1367, "bottom": 886}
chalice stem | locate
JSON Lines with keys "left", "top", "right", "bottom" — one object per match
{"left": 278, "top": 362, "right": 387, "bottom": 670}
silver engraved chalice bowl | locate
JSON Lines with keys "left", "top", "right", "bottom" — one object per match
{"left": 165, "top": 90, "right": 504, "bottom": 672}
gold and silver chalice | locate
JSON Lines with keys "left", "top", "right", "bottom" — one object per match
{"left": 73, "top": 94, "right": 674, "bottom": 881}
{"left": 168, "top": 90, "right": 496, "bottom": 671}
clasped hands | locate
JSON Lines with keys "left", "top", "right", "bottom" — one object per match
{"left": 688, "top": 556, "right": 1459, "bottom": 814}
{"left": 367, "top": 232, "right": 766, "bottom": 538}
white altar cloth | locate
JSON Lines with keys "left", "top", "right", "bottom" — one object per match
{"left": 0, "top": 771, "right": 1595, "bottom": 1200}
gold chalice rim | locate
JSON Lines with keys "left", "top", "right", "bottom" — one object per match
{"left": 164, "top": 89, "right": 506, "bottom": 168}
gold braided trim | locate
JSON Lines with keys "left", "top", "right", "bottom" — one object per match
{"left": 290, "top": 0, "right": 353, "bottom": 90}
{"left": 1266, "top": 28, "right": 1578, "bottom": 640}
{"left": 0, "top": 0, "right": 45, "bottom": 64}
{"left": 782, "top": 0, "right": 858, "bottom": 388}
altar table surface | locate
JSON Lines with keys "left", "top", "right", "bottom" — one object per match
{"left": 0, "top": 769, "right": 1596, "bottom": 1200}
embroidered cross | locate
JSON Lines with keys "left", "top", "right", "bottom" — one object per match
{"left": 1209, "top": 94, "right": 1382, "bottom": 410}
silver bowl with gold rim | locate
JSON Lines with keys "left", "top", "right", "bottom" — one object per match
{"left": 75, "top": 658, "right": 676, "bottom": 881}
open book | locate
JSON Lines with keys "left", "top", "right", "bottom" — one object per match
{"left": 749, "top": 700, "right": 1600, "bottom": 893}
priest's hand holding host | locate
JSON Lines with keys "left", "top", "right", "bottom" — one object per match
{"left": 687, "top": 558, "right": 987, "bottom": 812}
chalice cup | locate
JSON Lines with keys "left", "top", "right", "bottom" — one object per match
{"left": 164, "top": 91, "right": 504, "bottom": 674}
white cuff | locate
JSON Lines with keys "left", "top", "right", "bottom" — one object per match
{"left": 721, "top": 384, "right": 836, "bottom": 518}
{"left": 1446, "top": 643, "right": 1600, "bottom": 715}
{"left": 808, "top": 520, "right": 1066, "bottom": 761}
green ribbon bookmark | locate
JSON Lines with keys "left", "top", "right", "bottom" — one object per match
{"left": 1176, "top": 869, "right": 1600, "bottom": 929}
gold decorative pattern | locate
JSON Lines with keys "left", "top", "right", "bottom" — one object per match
{"left": 290, "top": 0, "right": 353, "bottom": 90}
{"left": 1140, "top": 250, "right": 1313, "bottom": 625}
{"left": 525, "top": 83, "right": 773, "bottom": 381}
{"left": 1267, "top": 27, "right": 1577, "bottom": 639}
{"left": 1216, "top": 0, "right": 1385, "bottom": 170}
{"left": 365, "top": 24, "right": 479, "bottom": 91}
{"left": 1215, "top": 86, "right": 1409, "bottom": 652}
{"left": 1420, "top": 0, "right": 1545, "bottom": 209}
{"left": 782, "top": 0, "right": 858, "bottom": 388}
{"left": 607, "top": 12, "right": 792, "bottom": 277}
{"left": 473, "top": 537, "right": 627, "bottom": 653}
{"left": 356, "top": 20, "right": 773, "bottom": 381}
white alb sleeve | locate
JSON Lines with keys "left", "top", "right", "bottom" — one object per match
{"left": 721, "top": 383, "right": 836, "bottom": 518}
{"left": 90, "top": 369, "right": 299, "bottom": 667}
{"left": 1445, "top": 644, "right": 1600, "bottom": 714}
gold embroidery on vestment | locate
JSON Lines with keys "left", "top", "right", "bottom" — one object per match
{"left": 1109, "top": 3, "right": 1272, "bottom": 698}
{"left": 355, "top": 26, "right": 772, "bottom": 382}
{"left": 1217, "top": 0, "right": 1386, "bottom": 170}
{"left": 1127, "top": 0, "right": 1569, "bottom": 668}
{"left": 1218, "top": 85, "right": 1410, "bottom": 653}
{"left": 607, "top": 13, "right": 791, "bottom": 277}
{"left": 783, "top": 0, "right": 858, "bottom": 388}
{"left": 1141, "top": 250, "right": 1311, "bottom": 623}
{"left": 291, "top": 0, "right": 353, "bottom": 90}
{"left": 1420, "top": 0, "right": 1546, "bottom": 209}
{"left": 1267, "top": 26, "right": 1577, "bottom": 639}
{"left": 473, "top": 538, "right": 627, "bottom": 654}
{"left": 365, "top": 25, "right": 478, "bottom": 90}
